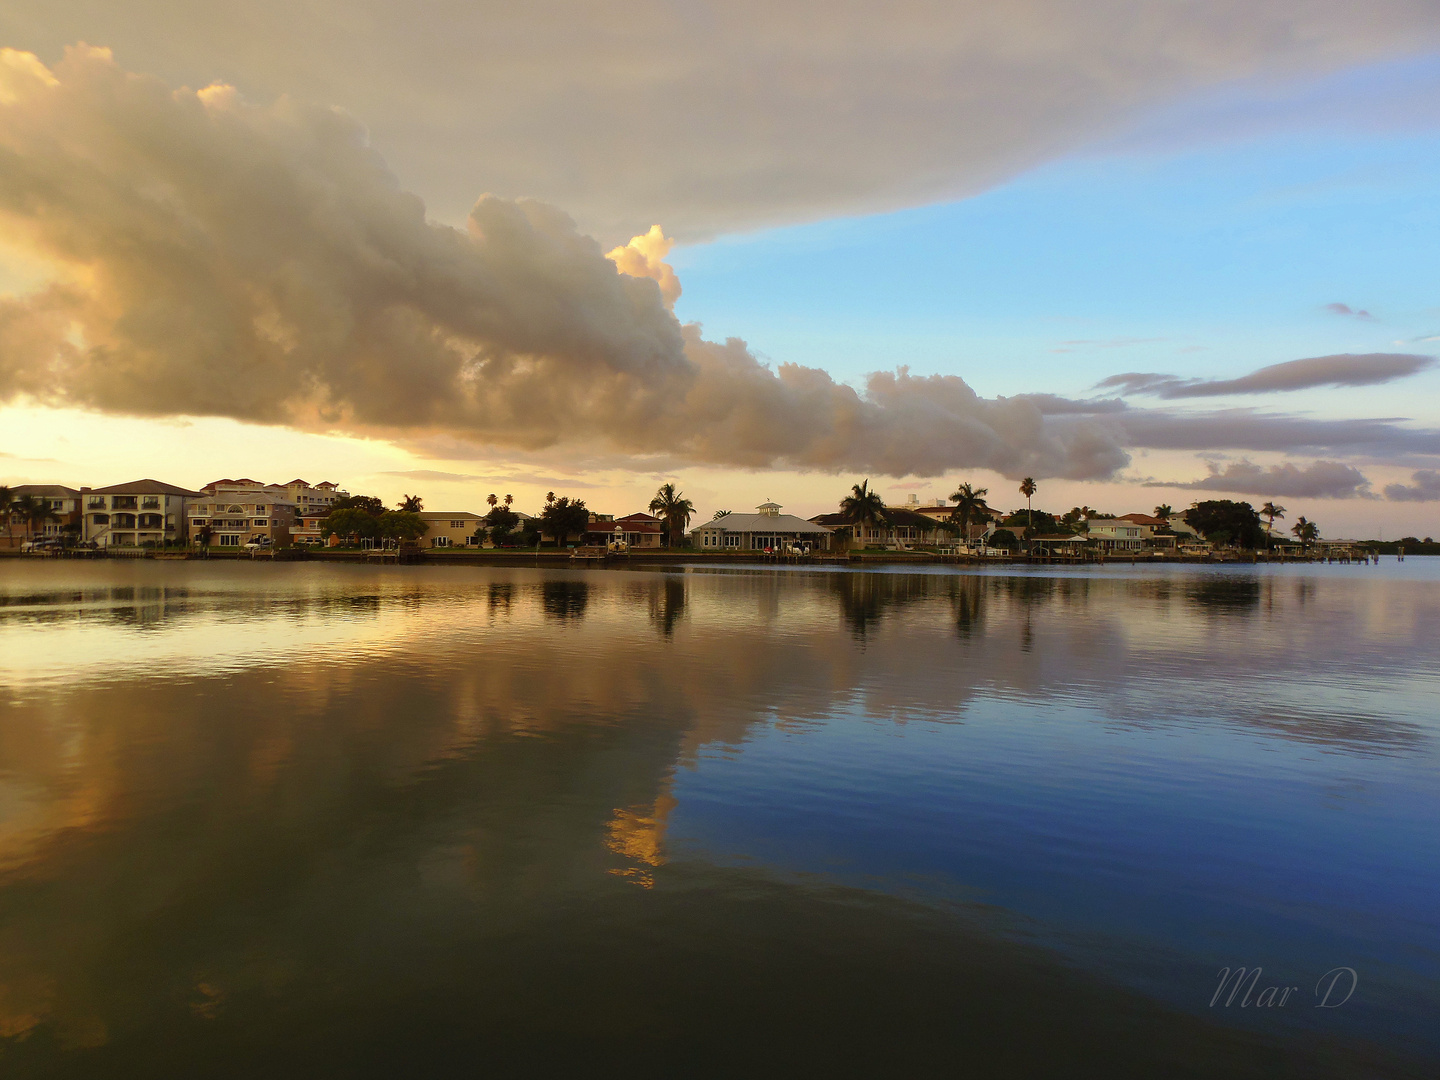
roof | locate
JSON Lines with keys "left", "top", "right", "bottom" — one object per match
{"left": 593, "top": 520, "right": 661, "bottom": 532}
{"left": 419, "top": 510, "right": 484, "bottom": 519}
{"left": 1118, "top": 513, "right": 1166, "bottom": 526}
{"left": 809, "top": 509, "right": 950, "bottom": 530}
{"left": 616, "top": 512, "right": 662, "bottom": 523}
{"left": 9, "top": 485, "right": 81, "bottom": 498}
{"left": 89, "top": 479, "right": 205, "bottom": 496}
{"left": 692, "top": 513, "right": 832, "bottom": 535}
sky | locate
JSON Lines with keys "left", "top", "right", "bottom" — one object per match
{"left": 2, "top": 3, "right": 1440, "bottom": 537}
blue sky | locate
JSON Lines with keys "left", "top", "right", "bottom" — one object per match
{"left": 672, "top": 127, "right": 1440, "bottom": 413}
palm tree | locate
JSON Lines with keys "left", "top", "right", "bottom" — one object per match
{"left": 840, "top": 480, "right": 889, "bottom": 545}
{"left": 712, "top": 509, "right": 732, "bottom": 520}
{"left": 545, "top": 491, "right": 556, "bottom": 506}
{"left": 398, "top": 494, "right": 423, "bottom": 512}
{"left": 504, "top": 493, "right": 513, "bottom": 508}
{"left": 487, "top": 493, "right": 498, "bottom": 511}
{"left": 1018, "top": 477, "right": 1037, "bottom": 540}
{"left": 648, "top": 483, "right": 695, "bottom": 548}
{"left": 1291, "top": 515, "right": 1318, "bottom": 551}
{"left": 1260, "top": 502, "right": 1286, "bottom": 542}
{"left": 948, "top": 482, "right": 989, "bottom": 543}
{"left": 0, "top": 485, "right": 13, "bottom": 547}
{"left": 1153, "top": 504, "right": 1173, "bottom": 522}
{"left": 13, "top": 494, "right": 56, "bottom": 542}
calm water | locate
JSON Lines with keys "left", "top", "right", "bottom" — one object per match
{"left": 0, "top": 559, "right": 1437, "bottom": 1077}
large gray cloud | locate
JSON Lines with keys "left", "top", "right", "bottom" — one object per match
{"left": 3, "top": 49, "right": 1439, "bottom": 483}
{"left": 1096, "top": 353, "right": 1434, "bottom": 399}
{"left": 3, "top": 3, "right": 1439, "bottom": 240}
{"left": 1151, "top": 459, "right": 1377, "bottom": 499}
{"left": 1384, "top": 470, "right": 1440, "bottom": 501}
{"left": 0, "top": 48, "right": 1130, "bottom": 481}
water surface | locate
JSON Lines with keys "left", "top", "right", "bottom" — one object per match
{"left": 1, "top": 559, "right": 1437, "bottom": 1076}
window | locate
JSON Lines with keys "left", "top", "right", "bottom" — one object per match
{"left": 112, "top": 496, "right": 137, "bottom": 510}
{"left": 218, "top": 535, "right": 240, "bottom": 546}
{"left": 450, "top": 520, "right": 465, "bottom": 528}
{"left": 141, "top": 497, "right": 160, "bottom": 509}
{"left": 191, "top": 519, "right": 207, "bottom": 527}
{"left": 88, "top": 498, "right": 106, "bottom": 509}
{"left": 92, "top": 514, "right": 109, "bottom": 525}
{"left": 253, "top": 519, "right": 269, "bottom": 527}
{"left": 433, "top": 536, "right": 451, "bottom": 547}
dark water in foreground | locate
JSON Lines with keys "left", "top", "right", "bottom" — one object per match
{"left": 0, "top": 559, "right": 1437, "bottom": 1077}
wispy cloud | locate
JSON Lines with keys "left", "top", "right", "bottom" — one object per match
{"left": 1150, "top": 459, "right": 1377, "bottom": 499}
{"left": 1096, "top": 353, "right": 1433, "bottom": 398}
{"left": 1323, "top": 302, "right": 1375, "bottom": 320}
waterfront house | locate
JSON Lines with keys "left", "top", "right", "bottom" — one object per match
{"left": 3, "top": 485, "right": 83, "bottom": 547}
{"left": 284, "top": 480, "right": 350, "bottom": 544}
{"left": 690, "top": 502, "right": 833, "bottom": 552}
{"left": 419, "top": 511, "right": 486, "bottom": 547}
{"left": 810, "top": 507, "right": 953, "bottom": 550}
{"left": 584, "top": 511, "right": 664, "bottom": 548}
{"left": 190, "top": 480, "right": 298, "bottom": 548}
{"left": 83, "top": 480, "right": 202, "bottom": 548}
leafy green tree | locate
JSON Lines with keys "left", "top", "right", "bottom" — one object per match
{"left": 484, "top": 505, "right": 519, "bottom": 545}
{"left": 378, "top": 510, "right": 428, "bottom": 542}
{"left": 949, "top": 482, "right": 989, "bottom": 542}
{"left": 519, "top": 517, "right": 543, "bottom": 548}
{"left": 840, "top": 480, "right": 889, "bottom": 543}
{"left": 649, "top": 483, "right": 696, "bottom": 548}
{"left": 989, "top": 528, "right": 1020, "bottom": 551}
{"left": 540, "top": 497, "right": 590, "bottom": 546}
{"left": 1187, "top": 500, "right": 1265, "bottom": 549}
{"left": 328, "top": 494, "right": 385, "bottom": 516}
{"left": 320, "top": 507, "right": 381, "bottom": 544}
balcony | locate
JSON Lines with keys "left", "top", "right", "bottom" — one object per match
{"left": 141, "top": 498, "right": 160, "bottom": 509}
{"left": 111, "top": 497, "right": 138, "bottom": 510}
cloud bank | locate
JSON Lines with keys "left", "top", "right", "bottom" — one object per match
{"left": 1152, "top": 459, "right": 1377, "bottom": 499}
{"left": 0, "top": 47, "right": 1131, "bottom": 480}
{"left": 1384, "top": 470, "right": 1440, "bottom": 502}
{"left": 3, "top": 49, "right": 1439, "bottom": 485}
{"left": 4, "top": 3, "right": 1438, "bottom": 239}
{"left": 1096, "top": 353, "right": 1434, "bottom": 399}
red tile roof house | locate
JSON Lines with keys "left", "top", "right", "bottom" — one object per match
{"left": 584, "top": 512, "right": 665, "bottom": 548}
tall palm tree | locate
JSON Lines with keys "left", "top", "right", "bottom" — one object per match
{"left": 1018, "top": 477, "right": 1037, "bottom": 539}
{"left": 1291, "top": 515, "right": 1318, "bottom": 550}
{"left": 487, "top": 493, "right": 498, "bottom": 511}
{"left": 648, "top": 483, "right": 695, "bottom": 548}
{"left": 545, "top": 491, "right": 556, "bottom": 506}
{"left": 13, "top": 494, "right": 56, "bottom": 541}
{"left": 503, "top": 493, "right": 513, "bottom": 508}
{"left": 1260, "top": 501, "right": 1286, "bottom": 539}
{"left": 948, "top": 482, "right": 989, "bottom": 542}
{"left": 398, "top": 494, "right": 423, "bottom": 512}
{"left": 840, "top": 480, "right": 889, "bottom": 545}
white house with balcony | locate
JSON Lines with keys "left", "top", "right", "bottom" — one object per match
{"left": 82, "top": 480, "right": 202, "bottom": 548}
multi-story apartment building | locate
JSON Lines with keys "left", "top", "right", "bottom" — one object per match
{"left": 190, "top": 480, "right": 298, "bottom": 548}
{"left": 3, "top": 485, "right": 83, "bottom": 547}
{"left": 82, "top": 480, "right": 200, "bottom": 548}
{"left": 284, "top": 480, "right": 350, "bottom": 544}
